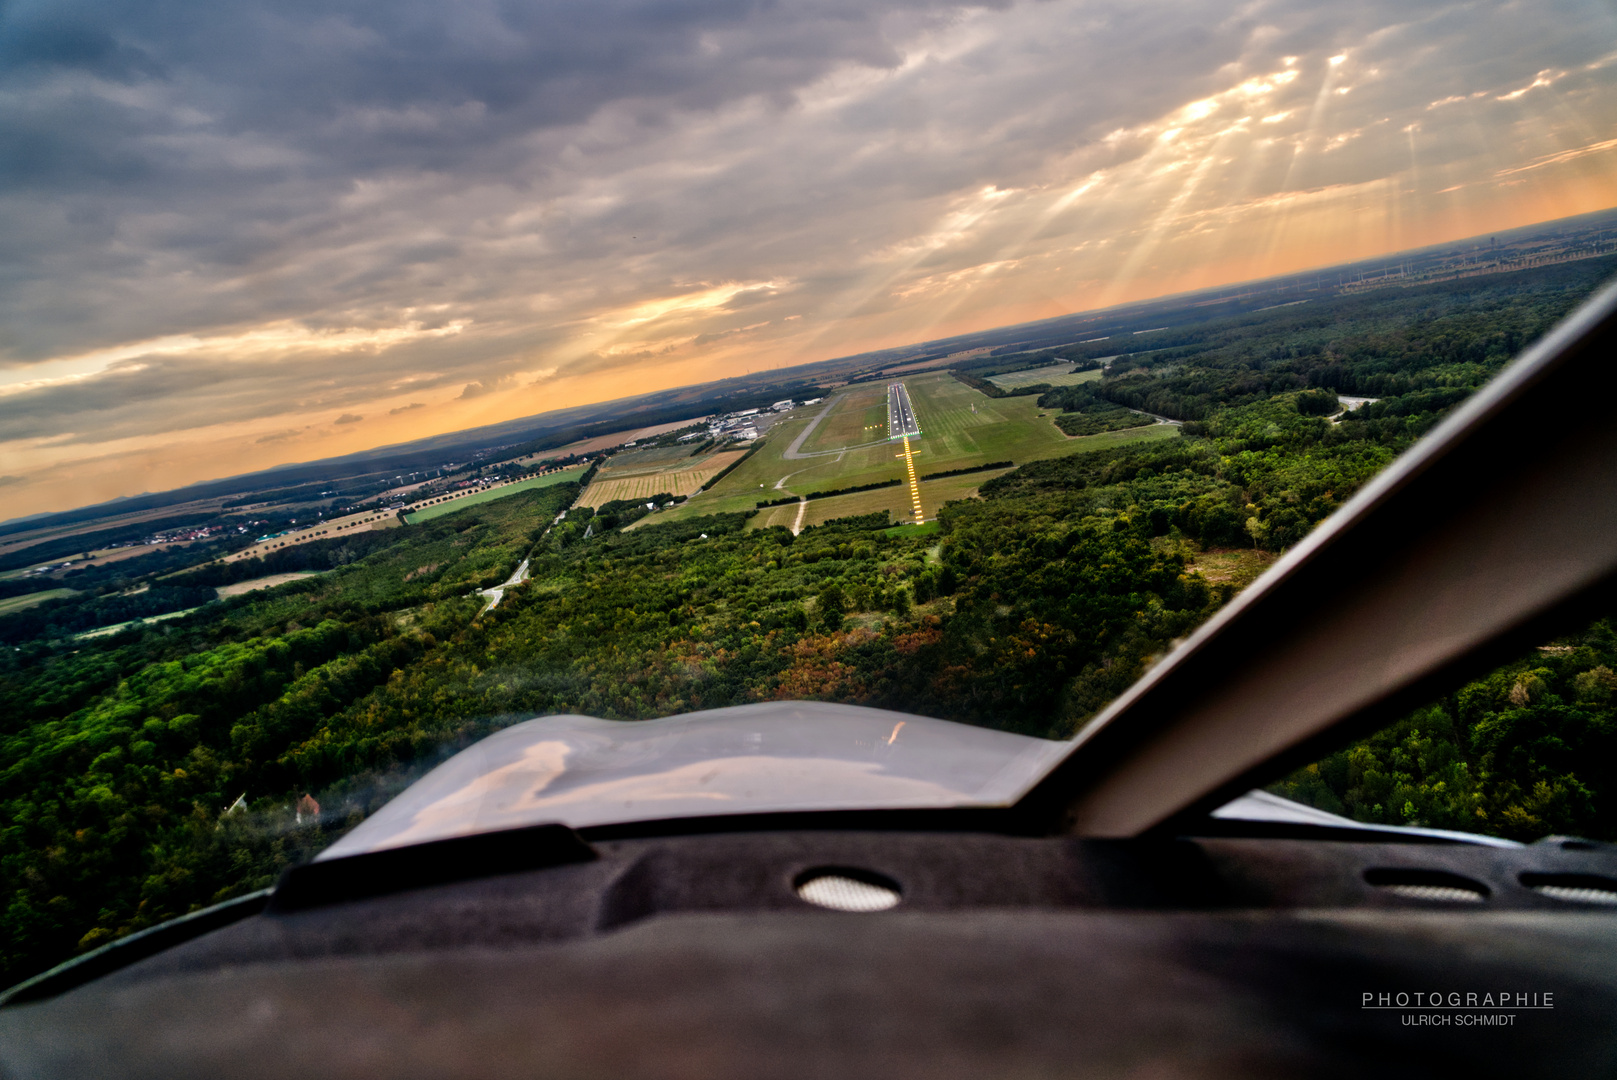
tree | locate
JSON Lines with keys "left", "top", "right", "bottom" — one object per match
{"left": 817, "top": 584, "right": 847, "bottom": 632}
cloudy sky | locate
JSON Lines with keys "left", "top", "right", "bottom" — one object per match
{"left": 2, "top": 0, "right": 1615, "bottom": 517}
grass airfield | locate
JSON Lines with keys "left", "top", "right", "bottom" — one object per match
{"left": 800, "top": 383, "right": 891, "bottom": 453}
{"left": 660, "top": 370, "right": 1178, "bottom": 529}
{"left": 748, "top": 468, "right": 1019, "bottom": 532}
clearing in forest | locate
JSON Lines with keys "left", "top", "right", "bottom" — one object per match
{"left": 985, "top": 364, "right": 1102, "bottom": 390}
{"left": 660, "top": 369, "right": 1178, "bottom": 526}
{"left": 1183, "top": 546, "right": 1278, "bottom": 591}
{"left": 0, "top": 588, "right": 78, "bottom": 616}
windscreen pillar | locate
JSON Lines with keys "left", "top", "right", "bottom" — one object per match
{"left": 1019, "top": 278, "right": 1617, "bottom": 837}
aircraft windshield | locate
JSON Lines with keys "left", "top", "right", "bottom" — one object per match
{"left": 2, "top": 0, "right": 1616, "bottom": 990}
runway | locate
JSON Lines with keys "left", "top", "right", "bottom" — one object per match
{"left": 888, "top": 383, "right": 921, "bottom": 439}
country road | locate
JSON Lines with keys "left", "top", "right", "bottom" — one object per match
{"left": 478, "top": 557, "right": 529, "bottom": 614}
{"left": 782, "top": 397, "right": 889, "bottom": 460}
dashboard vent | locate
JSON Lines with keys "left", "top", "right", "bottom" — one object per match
{"left": 1521, "top": 874, "right": 1617, "bottom": 905}
{"left": 1365, "top": 868, "right": 1488, "bottom": 903}
{"left": 795, "top": 870, "right": 901, "bottom": 912}
{"left": 1380, "top": 883, "right": 1486, "bottom": 903}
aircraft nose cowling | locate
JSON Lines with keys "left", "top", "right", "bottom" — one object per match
{"left": 318, "top": 702, "right": 1070, "bottom": 858}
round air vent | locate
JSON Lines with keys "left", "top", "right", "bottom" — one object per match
{"left": 1365, "top": 868, "right": 1488, "bottom": 903}
{"left": 795, "top": 869, "right": 901, "bottom": 912}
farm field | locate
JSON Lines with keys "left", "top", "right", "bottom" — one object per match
{"left": 534, "top": 418, "right": 711, "bottom": 460}
{"left": 5, "top": 537, "right": 213, "bottom": 579}
{"left": 663, "top": 369, "right": 1179, "bottom": 525}
{"left": 405, "top": 467, "right": 587, "bottom": 523}
{"left": 986, "top": 364, "right": 1102, "bottom": 390}
{"left": 0, "top": 588, "right": 77, "bottom": 615}
{"left": 881, "top": 347, "right": 993, "bottom": 374}
{"left": 603, "top": 444, "right": 703, "bottom": 470}
{"left": 216, "top": 571, "right": 323, "bottom": 597}
{"left": 224, "top": 512, "right": 397, "bottom": 563}
{"left": 580, "top": 449, "right": 746, "bottom": 508}
{"left": 0, "top": 497, "right": 230, "bottom": 565}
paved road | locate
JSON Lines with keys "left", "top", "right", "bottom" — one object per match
{"left": 888, "top": 383, "right": 921, "bottom": 438}
{"left": 783, "top": 396, "right": 889, "bottom": 460}
{"left": 781, "top": 399, "right": 836, "bottom": 460}
{"left": 478, "top": 557, "right": 530, "bottom": 614}
{"left": 1134, "top": 409, "right": 1182, "bottom": 426}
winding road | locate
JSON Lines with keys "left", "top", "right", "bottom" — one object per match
{"left": 478, "top": 557, "right": 529, "bottom": 614}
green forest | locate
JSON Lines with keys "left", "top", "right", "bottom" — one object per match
{"left": 3, "top": 256, "right": 1615, "bottom": 989}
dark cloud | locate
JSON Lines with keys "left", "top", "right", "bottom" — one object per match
{"left": 0, "top": 345, "right": 468, "bottom": 443}
{"left": 0, "top": 0, "right": 1274, "bottom": 367}
{"left": 334, "top": 412, "right": 363, "bottom": 424}
{"left": 0, "top": 0, "right": 968, "bottom": 196}
{"left": 1, "top": 0, "right": 1613, "bottom": 476}
{"left": 390, "top": 402, "right": 426, "bottom": 414}
{"left": 0, "top": 475, "right": 24, "bottom": 488}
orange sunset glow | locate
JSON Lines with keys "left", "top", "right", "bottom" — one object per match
{"left": 3, "top": 1, "right": 1616, "bottom": 518}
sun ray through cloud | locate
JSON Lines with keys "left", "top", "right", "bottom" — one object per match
{"left": 0, "top": 0, "right": 1614, "bottom": 515}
